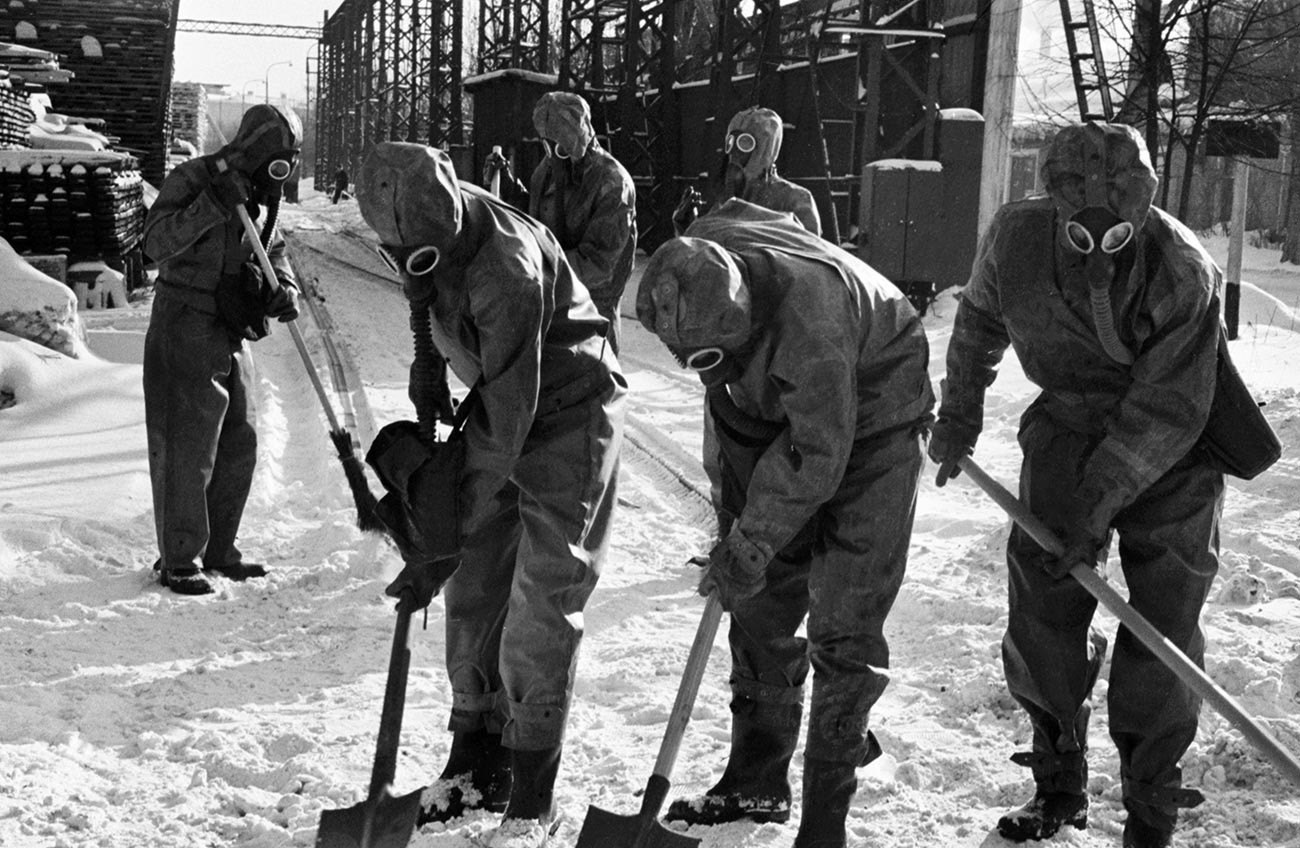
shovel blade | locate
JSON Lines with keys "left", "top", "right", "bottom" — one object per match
{"left": 576, "top": 804, "right": 701, "bottom": 848}
{"left": 315, "top": 786, "right": 423, "bottom": 848}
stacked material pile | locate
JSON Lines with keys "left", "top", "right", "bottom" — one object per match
{"left": 0, "top": 151, "right": 144, "bottom": 259}
{"left": 0, "top": 42, "right": 61, "bottom": 149}
{"left": 0, "top": 77, "right": 34, "bottom": 148}
{"left": 170, "top": 81, "right": 205, "bottom": 157}
{"left": 0, "top": 1, "right": 179, "bottom": 186}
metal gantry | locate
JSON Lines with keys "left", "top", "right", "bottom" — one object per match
{"left": 478, "top": 0, "right": 551, "bottom": 73}
{"left": 559, "top": 0, "right": 682, "bottom": 248}
{"left": 314, "top": 0, "right": 463, "bottom": 188}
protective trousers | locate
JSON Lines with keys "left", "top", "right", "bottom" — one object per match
{"left": 1004, "top": 403, "right": 1223, "bottom": 815}
{"left": 143, "top": 290, "right": 258, "bottom": 572}
{"left": 441, "top": 373, "right": 626, "bottom": 750}
{"left": 716, "top": 403, "right": 924, "bottom": 766}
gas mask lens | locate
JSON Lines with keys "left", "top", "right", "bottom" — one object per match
{"left": 684, "top": 347, "right": 726, "bottom": 372}
{"left": 725, "top": 132, "right": 757, "bottom": 155}
{"left": 544, "top": 138, "right": 570, "bottom": 160}
{"left": 266, "top": 158, "right": 294, "bottom": 182}
{"left": 377, "top": 244, "right": 441, "bottom": 277}
{"left": 1065, "top": 207, "right": 1134, "bottom": 255}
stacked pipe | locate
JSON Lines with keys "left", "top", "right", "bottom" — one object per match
{"left": 0, "top": 157, "right": 143, "bottom": 257}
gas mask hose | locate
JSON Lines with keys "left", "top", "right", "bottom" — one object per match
{"left": 409, "top": 301, "right": 450, "bottom": 442}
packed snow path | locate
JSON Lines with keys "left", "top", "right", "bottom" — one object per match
{"left": 0, "top": 193, "right": 1297, "bottom": 847}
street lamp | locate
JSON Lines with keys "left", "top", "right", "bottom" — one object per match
{"left": 240, "top": 78, "right": 260, "bottom": 111}
{"left": 264, "top": 60, "right": 293, "bottom": 103}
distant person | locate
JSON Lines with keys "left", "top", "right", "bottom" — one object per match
{"left": 529, "top": 91, "right": 637, "bottom": 355}
{"left": 142, "top": 104, "right": 302, "bottom": 595}
{"left": 930, "top": 122, "right": 1229, "bottom": 848}
{"left": 672, "top": 106, "right": 821, "bottom": 238}
{"left": 332, "top": 165, "right": 348, "bottom": 204}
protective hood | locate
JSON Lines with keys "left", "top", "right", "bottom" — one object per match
{"left": 357, "top": 142, "right": 463, "bottom": 250}
{"left": 223, "top": 104, "right": 302, "bottom": 175}
{"left": 636, "top": 237, "right": 752, "bottom": 351}
{"left": 726, "top": 106, "right": 782, "bottom": 185}
{"left": 533, "top": 91, "right": 595, "bottom": 160}
{"left": 1041, "top": 122, "right": 1157, "bottom": 242}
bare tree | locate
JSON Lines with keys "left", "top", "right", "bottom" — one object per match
{"left": 1088, "top": 0, "right": 1300, "bottom": 224}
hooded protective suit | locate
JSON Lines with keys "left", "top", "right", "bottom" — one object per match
{"left": 356, "top": 142, "right": 627, "bottom": 755}
{"left": 528, "top": 91, "right": 637, "bottom": 354}
{"left": 934, "top": 122, "right": 1222, "bottom": 839}
{"left": 638, "top": 198, "right": 934, "bottom": 769}
{"left": 142, "top": 104, "right": 301, "bottom": 589}
{"left": 719, "top": 107, "right": 821, "bottom": 237}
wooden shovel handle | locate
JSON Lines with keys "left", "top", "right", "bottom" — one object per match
{"left": 370, "top": 595, "right": 415, "bottom": 798}
{"left": 958, "top": 456, "right": 1300, "bottom": 789}
{"left": 222, "top": 175, "right": 343, "bottom": 434}
{"left": 651, "top": 592, "right": 724, "bottom": 781}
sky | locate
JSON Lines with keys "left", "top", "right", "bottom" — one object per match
{"left": 1, "top": 188, "right": 1299, "bottom": 847}
{"left": 172, "top": 0, "right": 336, "bottom": 103}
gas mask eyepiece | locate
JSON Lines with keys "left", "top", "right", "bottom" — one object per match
{"left": 670, "top": 345, "right": 735, "bottom": 388}
{"left": 377, "top": 244, "right": 442, "bottom": 278}
{"left": 725, "top": 132, "right": 757, "bottom": 155}
{"left": 1065, "top": 206, "right": 1134, "bottom": 255}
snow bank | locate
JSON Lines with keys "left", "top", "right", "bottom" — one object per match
{"left": 0, "top": 236, "right": 89, "bottom": 358}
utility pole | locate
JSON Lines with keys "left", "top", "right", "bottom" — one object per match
{"left": 979, "top": 0, "right": 1023, "bottom": 237}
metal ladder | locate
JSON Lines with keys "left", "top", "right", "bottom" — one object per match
{"left": 1058, "top": 0, "right": 1113, "bottom": 121}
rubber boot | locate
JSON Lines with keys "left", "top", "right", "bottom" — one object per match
{"left": 1123, "top": 815, "right": 1173, "bottom": 848}
{"left": 663, "top": 706, "right": 800, "bottom": 825}
{"left": 997, "top": 790, "right": 1088, "bottom": 842}
{"left": 996, "top": 750, "right": 1089, "bottom": 842}
{"left": 1120, "top": 773, "right": 1202, "bottom": 848}
{"left": 418, "top": 728, "right": 512, "bottom": 826}
{"left": 488, "top": 745, "right": 563, "bottom": 848}
{"left": 791, "top": 758, "right": 858, "bottom": 848}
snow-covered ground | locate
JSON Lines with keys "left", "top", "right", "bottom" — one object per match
{"left": 1, "top": 185, "right": 1298, "bottom": 848}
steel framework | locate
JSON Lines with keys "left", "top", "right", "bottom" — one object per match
{"left": 176, "top": 19, "right": 321, "bottom": 39}
{"left": 478, "top": 0, "right": 551, "bottom": 73}
{"left": 314, "top": 0, "right": 463, "bottom": 188}
{"left": 558, "top": 0, "right": 682, "bottom": 247}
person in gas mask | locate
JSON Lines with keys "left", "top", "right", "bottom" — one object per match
{"left": 673, "top": 105, "right": 821, "bottom": 238}
{"left": 141, "top": 103, "right": 302, "bottom": 595}
{"left": 929, "top": 122, "right": 1225, "bottom": 848}
{"left": 356, "top": 142, "right": 626, "bottom": 848}
{"left": 528, "top": 91, "right": 637, "bottom": 355}
{"left": 636, "top": 198, "right": 933, "bottom": 848}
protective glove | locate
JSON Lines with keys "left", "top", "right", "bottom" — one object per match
{"left": 672, "top": 187, "right": 703, "bottom": 236}
{"left": 688, "top": 508, "right": 737, "bottom": 568}
{"left": 1044, "top": 526, "right": 1106, "bottom": 580}
{"left": 210, "top": 168, "right": 252, "bottom": 210}
{"left": 698, "top": 530, "right": 771, "bottom": 612}
{"left": 264, "top": 279, "right": 299, "bottom": 322}
{"left": 482, "top": 150, "right": 513, "bottom": 182}
{"left": 928, "top": 414, "right": 980, "bottom": 487}
{"left": 384, "top": 556, "right": 461, "bottom": 613}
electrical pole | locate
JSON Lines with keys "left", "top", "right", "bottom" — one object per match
{"left": 979, "top": 0, "right": 1023, "bottom": 237}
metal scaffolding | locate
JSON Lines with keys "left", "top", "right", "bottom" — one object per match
{"left": 478, "top": 0, "right": 551, "bottom": 74}
{"left": 314, "top": 0, "right": 463, "bottom": 188}
{"left": 559, "top": 0, "right": 682, "bottom": 248}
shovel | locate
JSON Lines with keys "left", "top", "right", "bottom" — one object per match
{"left": 316, "top": 589, "right": 424, "bottom": 848}
{"left": 577, "top": 592, "right": 724, "bottom": 848}
{"left": 958, "top": 456, "right": 1300, "bottom": 789}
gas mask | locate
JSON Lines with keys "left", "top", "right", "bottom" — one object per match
{"left": 669, "top": 344, "right": 743, "bottom": 388}
{"left": 1064, "top": 203, "right": 1136, "bottom": 291}
{"left": 377, "top": 243, "right": 441, "bottom": 304}
{"left": 252, "top": 150, "right": 299, "bottom": 199}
